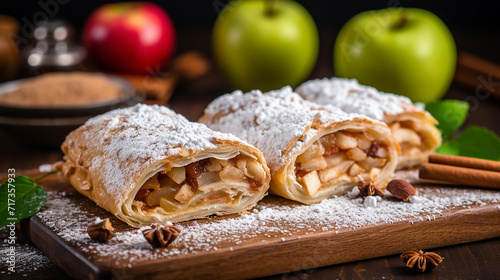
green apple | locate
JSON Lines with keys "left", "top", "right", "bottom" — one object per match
{"left": 213, "top": 0, "right": 319, "bottom": 92}
{"left": 334, "top": 8, "right": 456, "bottom": 103}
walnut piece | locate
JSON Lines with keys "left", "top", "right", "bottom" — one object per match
{"left": 87, "top": 218, "right": 115, "bottom": 242}
{"left": 142, "top": 224, "right": 181, "bottom": 248}
{"left": 401, "top": 249, "right": 443, "bottom": 272}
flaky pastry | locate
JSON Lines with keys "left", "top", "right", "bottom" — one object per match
{"left": 200, "top": 87, "right": 399, "bottom": 204}
{"left": 57, "top": 104, "right": 270, "bottom": 227}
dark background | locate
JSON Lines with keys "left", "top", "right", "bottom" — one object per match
{"left": 2, "top": 2, "right": 500, "bottom": 279}
{"left": 3, "top": 0, "right": 500, "bottom": 76}
{"left": 1, "top": 0, "right": 498, "bottom": 32}
{"left": 3, "top": 0, "right": 499, "bottom": 65}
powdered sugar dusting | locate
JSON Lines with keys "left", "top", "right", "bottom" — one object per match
{"left": 34, "top": 182, "right": 500, "bottom": 266}
{"left": 65, "top": 104, "right": 244, "bottom": 200}
{"left": 0, "top": 241, "right": 54, "bottom": 275}
{"left": 202, "top": 86, "right": 382, "bottom": 172}
{"left": 296, "top": 78, "right": 418, "bottom": 120}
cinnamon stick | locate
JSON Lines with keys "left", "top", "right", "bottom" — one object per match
{"left": 454, "top": 51, "right": 500, "bottom": 99}
{"left": 458, "top": 51, "right": 500, "bottom": 82}
{"left": 419, "top": 163, "right": 500, "bottom": 190}
{"left": 429, "top": 154, "right": 500, "bottom": 172}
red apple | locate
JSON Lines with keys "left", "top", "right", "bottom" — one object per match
{"left": 83, "top": 2, "right": 176, "bottom": 74}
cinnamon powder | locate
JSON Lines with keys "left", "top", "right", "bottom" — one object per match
{"left": 0, "top": 72, "right": 122, "bottom": 107}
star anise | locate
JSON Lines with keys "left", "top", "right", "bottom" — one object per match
{"left": 357, "top": 181, "right": 385, "bottom": 197}
{"left": 142, "top": 224, "right": 181, "bottom": 248}
{"left": 401, "top": 249, "right": 443, "bottom": 272}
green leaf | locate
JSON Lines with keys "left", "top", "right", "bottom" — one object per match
{"left": 435, "top": 140, "right": 459, "bottom": 156}
{"left": 0, "top": 175, "right": 47, "bottom": 228}
{"left": 436, "top": 126, "right": 500, "bottom": 161}
{"left": 426, "top": 100, "right": 469, "bottom": 139}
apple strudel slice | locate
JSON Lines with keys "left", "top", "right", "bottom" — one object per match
{"left": 56, "top": 104, "right": 270, "bottom": 228}
{"left": 199, "top": 87, "right": 399, "bottom": 204}
{"left": 296, "top": 78, "right": 442, "bottom": 169}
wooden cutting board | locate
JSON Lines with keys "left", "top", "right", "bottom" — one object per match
{"left": 17, "top": 172, "right": 500, "bottom": 280}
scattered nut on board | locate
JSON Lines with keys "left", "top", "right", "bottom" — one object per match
{"left": 87, "top": 218, "right": 115, "bottom": 242}
{"left": 387, "top": 179, "right": 417, "bottom": 201}
{"left": 401, "top": 249, "right": 443, "bottom": 272}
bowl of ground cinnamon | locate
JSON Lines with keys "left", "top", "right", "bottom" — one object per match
{"left": 0, "top": 71, "right": 142, "bottom": 147}
{"left": 0, "top": 72, "right": 142, "bottom": 118}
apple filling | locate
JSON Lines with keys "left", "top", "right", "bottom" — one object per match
{"left": 132, "top": 155, "right": 267, "bottom": 213}
{"left": 295, "top": 130, "right": 389, "bottom": 197}
{"left": 389, "top": 120, "right": 429, "bottom": 156}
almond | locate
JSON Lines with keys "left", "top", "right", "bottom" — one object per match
{"left": 387, "top": 179, "right": 416, "bottom": 202}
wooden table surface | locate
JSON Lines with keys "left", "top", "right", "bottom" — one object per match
{"left": 1, "top": 27, "right": 500, "bottom": 279}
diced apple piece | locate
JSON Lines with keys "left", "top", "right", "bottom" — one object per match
{"left": 400, "top": 120, "right": 421, "bottom": 130}
{"left": 348, "top": 163, "right": 365, "bottom": 176}
{"left": 299, "top": 156, "right": 327, "bottom": 171}
{"left": 174, "top": 183, "right": 195, "bottom": 204}
{"left": 206, "top": 159, "right": 223, "bottom": 172}
{"left": 393, "top": 128, "right": 421, "bottom": 146}
{"left": 219, "top": 165, "right": 246, "bottom": 182}
{"left": 167, "top": 167, "right": 186, "bottom": 184}
{"left": 346, "top": 147, "right": 367, "bottom": 161}
{"left": 357, "top": 134, "right": 372, "bottom": 150}
{"left": 158, "top": 175, "right": 178, "bottom": 188}
{"left": 245, "top": 160, "right": 266, "bottom": 181}
{"left": 358, "top": 157, "right": 387, "bottom": 170}
{"left": 236, "top": 157, "right": 265, "bottom": 181}
{"left": 389, "top": 122, "right": 401, "bottom": 131}
{"left": 300, "top": 170, "right": 322, "bottom": 197}
{"left": 141, "top": 174, "right": 160, "bottom": 191}
{"left": 370, "top": 168, "right": 381, "bottom": 181}
{"left": 325, "top": 153, "right": 346, "bottom": 167}
{"left": 319, "top": 160, "right": 354, "bottom": 183}
{"left": 236, "top": 158, "right": 246, "bottom": 172}
{"left": 334, "top": 132, "right": 358, "bottom": 149}
{"left": 363, "top": 131, "right": 375, "bottom": 141}
{"left": 375, "top": 147, "right": 388, "bottom": 158}
{"left": 159, "top": 198, "right": 179, "bottom": 213}
{"left": 338, "top": 159, "right": 355, "bottom": 170}
{"left": 146, "top": 187, "right": 177, "bottom": 207}
{"left": 377, "top": 158, "right": 387, "bottom": 167}
{"left": 296, "top": 142, "right": 325, "bottom": 163}
{"left": 319, "top": 168, "right": 340, "bottom": 183}
{"left": 196, "top": 172, "right": 220, "bottom": 186}
{"left": 407, "top": 147, "right": 421, "bottom": 156}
